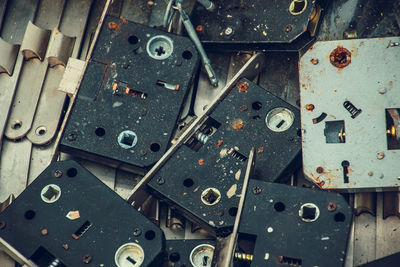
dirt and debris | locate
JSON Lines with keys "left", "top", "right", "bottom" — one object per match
{"left": 238, "top": 81, "right": 249, "bottom": 92}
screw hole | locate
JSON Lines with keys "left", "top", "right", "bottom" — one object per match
{"left": 145, "top": 230, "right": 156, "bottom": 240}
{"left": 169, "top": 252, "right": 181, "bottom": 262}
{"left": 183, "top": 178, "right": 194, "bottom": 187}
{"left": 334, "top": 212, "right": 346, "bottom": 222}
{"left": 67, "top": 168, "right": 78, "bottom": 177}
{"left": 24, "top": 210, "right": 36, "bottom": 220}
{"left": 228, "top": 207, "right": 238, "bottom": 216}
{"left": 11, "top": 120, "right": 22, "bottom": 130}
{"left": 128, "top": 35, "right": 139, "bottom": 44}
{"left": 95, "top": 127, "right": 105, "bottom": 137}
{"left": 252, "top": 101, "right": 262, "bottom": 110}
{"left": 150, "top": 142, "right": 161, "bottom": 152}
{"left": 182, "top": 50, "right": 193, "bottom": 60}
{"left": 274, "top": 202, "right": 285, "bottom": 212}
{"left": 35, "top": 126, "right": 47, "bottom": 136}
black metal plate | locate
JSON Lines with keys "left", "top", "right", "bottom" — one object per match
{"left": 60, "top": 15, "right": 199, "bottom": 174}
{"left": 191, "top": 0, "right": 314, "bottom": 46}
{"left": 239, "top": 179, "right": 352, "bottom": 267}
{"left": 357, "top": 252, "right": 400, "bottom": 267}
{"left": 0, "top": 161, "right": 164, "bottom": 267}
{"left": 148, "top": 79, "right": 301, "bottom": 236}
{"left": 164, "top": 239, "right": 215, "bottom": 266}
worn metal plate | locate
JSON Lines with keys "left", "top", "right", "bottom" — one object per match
{"left": 239, "top": 179, "right": 352, "bottom": 267}
{"left": 190, "top": 0, "right": 314, "bottom": 47}
{"left": 0, "top": 160, "right": 164, "bottom": 266}
{"left": 60, "top": 15, "right": 199, "bottom": 174}
{"left": 299, "top": 37, "right": 400, "bottom": 191}
{"left": 148, "top": 78, "right": 301, "bottom": 236}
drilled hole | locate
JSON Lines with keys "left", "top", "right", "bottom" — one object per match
{"left": 128, "top": 35, "right": 139, "bottom": 44}
{"left": 11, "top": 120, "right": 22, "bottom": 130}
{"left": 228, "top": 207, "right": 238, "bottom": 216}
{"left": 183, "top": 178, "right": 194, "bottom": 187}
{"left": 334, "top": 212, "right": 346, "bottom": 222}
{"left": 169, "top": 252, "right": 181, "bottom": 262}
{"left": 252, "top": 101, "right": 262, "bottom": 110}
{"left": 67, "top": 168, "right": 77, "bottom": 177}
{"left": 182, "top": 50, "right": 193, "bottom": 60}
{"left": 150, "top": 142, "right": 161, "bottom": 152}
{"left": 145, "top": 230, "right": 156, "bottom": 240}
{"left": 274, "top": 202, "right": 285, "bottom": 212}
{"left": 24, "top": 210, "right": 36, "bottom": 220}
{"left": 35, "top": 126, "right": 47, "bottom": 136}
{"left": 95, "top": 127, "right": 106, "bottom": 137}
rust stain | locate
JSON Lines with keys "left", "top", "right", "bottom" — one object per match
{"left": 108, "top": 21, "right": 120, "bottom": 31}
{"left": 238, "top": 81, "right": 249, "bottom": 92}
{"left": 120, "top": 17, "right": 128, "bottom": 24}
{"left": 257, "top": 147, "right": 264, "bottom": 153}
{"left": 217, "top": 140, "right": 223, "bottom": 147}
{"left": 196, "top": 25, "right": 203, "bottom": 32}
{"left": 232, "top": 119, "right": 244, "bottom": 130}
{"left": 310, "top": 58, "right": 319, "bottom": 65}
{"left": 330, "top": 46, "right": 351, "bottom": 68}
{"left": 198, "top": 159, "right": 205, "bottom": 165}
{"left": 305, "top": 104, "right": 315, "bottom": 111}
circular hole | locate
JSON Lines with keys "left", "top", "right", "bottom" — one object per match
{"left": 11, "top": 120, "right": 22, "bottom": 130}
{"left": 95, "top": 127, "right": 106, "bottom": 137}
{"left": 24, "top": 210, "right": 36, "bottom": 220}
{"left": 128, "top": 35, "right": 139, "bottom": 44}
{"left": 67, "top": 168, "right": 77, "bottom": 177}
{"left": 150, "top": 142, "right": 161, "bottom": 152}
{"left": 265, "top": 107, "right": 295, "bottom": 132}
{"left": 35, "top": 126, "right": 47, "bottom": 136}
{"left": 334, "top": 212, "right": 346, "bottom": 222}
{"left": 169, "top": 252, "right": 181, "bottom": 262}
{"left": 114, "top": 243, "right": 144, "bottom": 267}
{"left": 274, "top": 202, "right": 285, "bottom": 212}
{"left": 183, "top": 178, "right": 194, "bottom": 187}
{"left": 252, "top": 101, "right": 262, "bottom": 110}
{"left": 182, "top": 50, "right": 193, "bottom": 60}
{"left": 299, "top": 203, "right": 320, "bottom": 222}
{"left": 289, "top": 0, "right": 307, "bottom": 15}
{"left": 228, "top": 207, "right": 238, "bottom": 216}
{"left": 145, "top": 230, "right": 156, "bottom": 240}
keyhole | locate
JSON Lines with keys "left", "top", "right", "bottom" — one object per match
{"left": 342, "top": 160, "right": 350, "bottom": 183}
{"left": 155, "top": 46, "right": 165, "bottom": 56}
{"left": 203, "top": 256, "right": 209, "bottom": 266}
{"left": 126, "top": 256, "right": 136, "bottom": 265}
{"left": 276, "top": 120, "right": 285, "bottom": 128}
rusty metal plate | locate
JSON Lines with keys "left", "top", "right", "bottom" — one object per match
{"left": 299, "top": 37, "right": 400, "bottom": 191}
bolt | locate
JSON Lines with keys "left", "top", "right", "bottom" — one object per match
{"left": 82, "top": 254, "right": 92, "bottom": 264}
{"left": 284, "top": 25, "right": 293, "bottom": 33}
{"left": 41, "top": 229, "right": 48, "bottom": 236}
{"left": 133, "top": 228, "right": 142, "bottom": 236}
{"left": 310, "top": 59, "right": 319, "bottom": 65}
{"left": 0, "top": 221, "right": 6, "bottom": 229}
{"left": 252, "top": 186, "right": 262, "bottom": 195}
{"left": 54, "top": 170, "right": 63, "bottom": 178}
{"left": 156, "top": 177, "right": 165, "bottom": 185}
{"left": 224, "top": 27, "right": 233, "bottom": 36}
{"left": 67, "top": 132, "right": 77, "bottom": 141}
{"left": 377, "top": 152, "right": 385, "bottom": 160}
{"left": 316, "top": 167, "right": 324, "bottom": 174}
{"left": 62, "top": 244, "right": 69, "bottom": 250}
{"left": 305, "top": 104, "right": 315, "bottom": 111}
{"left": 328, "top": 202, "right": 337, "bottom": 212}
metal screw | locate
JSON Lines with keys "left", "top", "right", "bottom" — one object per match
{"left": 41, "top": 229, "right": 48, "bottom": 236}
{"left": 82, "top": 254, "right": 92, "bottom": 264}
{"left": 133, "top": 228, "right": 142, "bottom": 236}
{"left": 328, "top": 202, "right": 337, "bottom": 212}
{"left": 0, "top": 221, "right": 6, "bottom": 229}
{"left": 284, "top": 25, "right": 293, "bottom": 33}
{"left": 67, "top": 132, "right": 77, "bottom": 141}
{"left": 316, "top": 167, "right": 324, "bottom": 174}
{"left": 54, "top": 170, "right": 63, "bottom": 178}
{"left": 156, "top": 177, "right": 165, "bottom": 185}
{"left": 224, "top": 27, "right": 233, "bottom": 36}
{"left": 377, "top": 152, "right": 385, "bottom": 160}
{"left": 252, "top": 186, "right": 262, "bottom": 195}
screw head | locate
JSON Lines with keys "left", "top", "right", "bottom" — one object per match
{"left": 0, "top": 221, "right": 6, "bottom": 229}
{"left": 328, "top": 202, "right": 337, "bottom": 212}
{"left": 156, "top": 177, "right": 165, "bottom": 185}
{"left": 316, "top": 167, "right": 324, "bottom": 174}
{"left": 82, "top": 254, "right": 92, "bottom": 264}
{"left": 54, "top": 170, "right": 63, "bottom": 178}
{"left": 41, "top": 229, "right": 48, "bottom": 236}
{"left": 224, "top": 27, "right": 233, "bottom": 36}
{"left": 310, "top": 59, "right": 319, "bottom": 65}
{"left": 252, "top": 186, "right": 262, "bottom": 195}
{"left": 284, "top": 25, "right": 293, "bottom": 33}
{"left": 133, "top": 228, "right": 142, "bottom": 236}
{"left": 67, "top": 132, "right": 77, "bottom": 141}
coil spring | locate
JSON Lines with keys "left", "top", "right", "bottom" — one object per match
{"left": 343, "top": 101, "right": 361, "bottom": 118}
{"left": 234, "top": 252, "right": 253, "bottom": 261}
{"left": 195, "top": 132, "right": 208, "bottom": 144}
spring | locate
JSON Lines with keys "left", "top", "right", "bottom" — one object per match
{"left": 234, "top": 252, "right": 253, "bottom": 261}
{"left": 195, "top": 132, "right": 208, "bottom": 144}
{"left": 343, "top": 101, "right": 361, "bottom": 118}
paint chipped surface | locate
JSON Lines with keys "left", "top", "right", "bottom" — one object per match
{"left": 235, "top": 170, "right": 241, "bottom": 180}
{"left": 226, "top": 184, "right": 237, "bottom": 198}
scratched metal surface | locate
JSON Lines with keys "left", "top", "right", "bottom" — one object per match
{"left": 0, "top": 0, "right": 400, "bottom": 266}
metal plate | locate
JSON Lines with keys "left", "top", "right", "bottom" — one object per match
{"left": 0, "top": 160, "right": 164, "bottom": 267}
{"left": 60, "top": 15, "right": 199, "bottom": 174}
{"left": 299, "top": 37, "right": 400, "bottom": 191}
{"left": 148, "top": 78, "right": 301, "bottom": 236}
{"left": 239, "top": 179, "right": 352, "bottom": 267}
